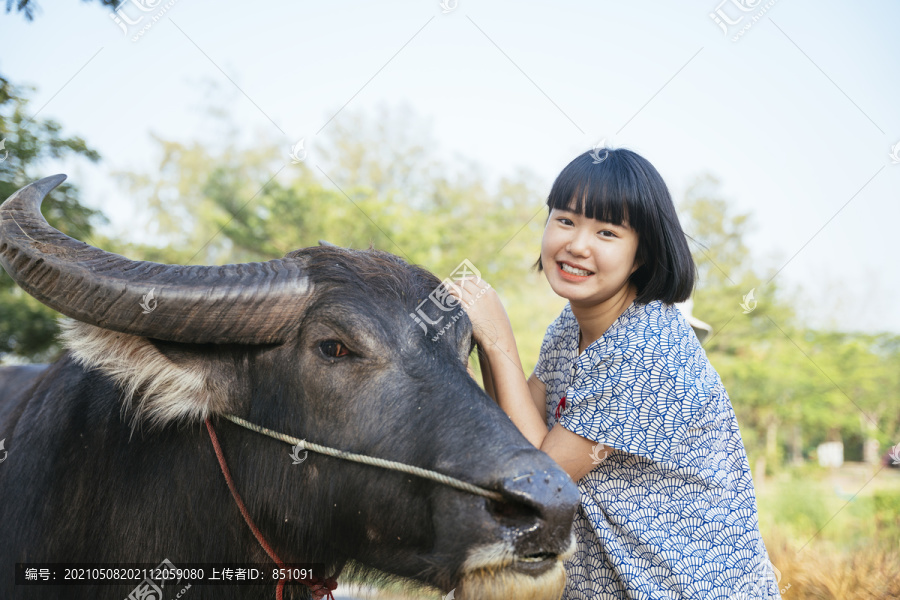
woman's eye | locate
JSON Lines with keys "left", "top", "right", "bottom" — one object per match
{"left": 598, "top": 230, "right": 616, "bottom": 237}
{"left": 319, "top": 340, "right": 350, "bottom": 358}
{"left": 557, "top": 218, "right": 573, "bottom": 226}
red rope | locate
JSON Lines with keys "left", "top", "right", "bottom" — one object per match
{"left": 205, "top": 418, "right": 338, "bottom": 600}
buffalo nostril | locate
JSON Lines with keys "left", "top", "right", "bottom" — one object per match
{"left": 489, "top": 467, "right": 579, "bottom": 536}
{"left": 486, "top": 497, "right": 541, "bottom": 528}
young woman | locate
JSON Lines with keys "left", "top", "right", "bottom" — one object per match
{"left": 454, "top": 148, "right": 779, "bottom": 599}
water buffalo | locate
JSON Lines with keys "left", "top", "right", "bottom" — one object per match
{"left": 0, "top": 175, "right": 580, "bottom": 600}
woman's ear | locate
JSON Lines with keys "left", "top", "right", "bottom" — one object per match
{"left": 630, "top": 241, "right": 645, "bottom": 275}
{"left": 630, "top": 258, "right": 643, "bottom": 274}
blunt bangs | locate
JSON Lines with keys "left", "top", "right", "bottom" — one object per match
{"left": 542, "top": 148, "right": 696, "bottom": 304}
{"left": 547, "top": 152, "right": 633, "bottom": 228}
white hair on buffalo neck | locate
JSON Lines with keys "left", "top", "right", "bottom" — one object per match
{"left": 59, "top": 319, "right": 228, "bottom": 428}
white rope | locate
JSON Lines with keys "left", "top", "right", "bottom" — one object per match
{"left": 223, "top": 414, "right": 504, "bottom": 502}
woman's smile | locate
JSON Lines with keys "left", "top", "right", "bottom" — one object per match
{"left": 558, "top": 260, "right": 594, "bottom": 280}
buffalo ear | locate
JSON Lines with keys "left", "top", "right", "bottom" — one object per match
{"left": 59, "top": 320, "right": 236, "bottom": 428}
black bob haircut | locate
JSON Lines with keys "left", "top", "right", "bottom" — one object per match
{"left": 537, "top": 148, "right": 696, "bottom": 305}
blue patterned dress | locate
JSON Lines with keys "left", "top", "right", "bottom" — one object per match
{"left": 534, "top": 301, "right": 780, "bottom": 600}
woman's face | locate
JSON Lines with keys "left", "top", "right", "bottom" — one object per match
{"left": 540, "top": 207, "right": 641, "bottom": 307}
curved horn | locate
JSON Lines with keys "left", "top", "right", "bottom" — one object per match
{"left": 0, "top": 175, "right": 312, "bottom": 344}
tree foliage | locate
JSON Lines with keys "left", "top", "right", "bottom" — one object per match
{"left": 679, "top": 176, "right": 900, "bottom": 468}
{"left": 0, "top": 74, "right": 104, "bottom": 361}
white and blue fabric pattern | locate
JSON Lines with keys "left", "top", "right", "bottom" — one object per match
{"left": 534, "top": 300, "right": 780, "bottom": 600}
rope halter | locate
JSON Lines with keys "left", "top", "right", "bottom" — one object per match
{"left": 206, "top": 413, "right": 506, "bottom": 600}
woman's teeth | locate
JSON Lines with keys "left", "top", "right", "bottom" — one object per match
{"left": 560, "top": 263, "right": 592, "bottom": 276}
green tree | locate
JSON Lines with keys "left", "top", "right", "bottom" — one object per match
{"left": 117, "top": 105, "right": 551, "bottom": 282}
{"left": 679, "top": 175, "right": 900, "bottom": 471}
{"left": 0, "top": 74, "right": 104, "bottom": 362}
{"left": 680, "top": 176, "right": 822, "bottom": 470}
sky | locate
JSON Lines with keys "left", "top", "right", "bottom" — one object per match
{"left": 0, "top": 0, "right": 898, "bottom": 332}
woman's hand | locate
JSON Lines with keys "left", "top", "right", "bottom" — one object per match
{"left": 450, "top": 277, "right": 514, "bottom": 353}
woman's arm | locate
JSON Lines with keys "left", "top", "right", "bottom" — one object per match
{"left": 478, "top": 337, "right": 547, "bottom": 420}
{"left": 477, "top": 346, "right": 497, "bottom": 402}
{"left": 527, "top": 372, "right": 548, "bottom": 424}
{"left": 455, "top": 278, "right": 605, "bottom": 481}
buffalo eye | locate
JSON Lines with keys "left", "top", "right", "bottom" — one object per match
{"left": 319, "top": 340, "right": 350, "bottom": 358}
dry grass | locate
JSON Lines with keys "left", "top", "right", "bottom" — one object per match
{"left": 756, "top": 464, "right": 900, "bottom": 599}
{"left": 766, "top": 535, "right": 900, "bottom": 599}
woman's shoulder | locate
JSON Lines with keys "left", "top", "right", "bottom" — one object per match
{"left": 614, "top": 300, "right": 693, "bottom": 336}
{"left": 600, "top": 300, "right": 702, "bottom": 358}
{"left": 537, "top": 304, "right": 578, "bottom": 358}
{"left": 544, "top": 303, "right": 577, "bottom": 340}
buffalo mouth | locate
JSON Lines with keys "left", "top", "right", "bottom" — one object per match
{"left": 451, "top": 535, "right": 575, "bottom": 600}
{"left": 512, "top": 551, "right": 563, "bottom": 576}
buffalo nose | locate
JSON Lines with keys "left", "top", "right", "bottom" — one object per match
{"left": 487, "top": 455, "right": 580, "bottom": 554}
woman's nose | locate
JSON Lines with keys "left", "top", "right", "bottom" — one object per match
{"left": 565, "top": 229, "right": 592, "bottom": 256}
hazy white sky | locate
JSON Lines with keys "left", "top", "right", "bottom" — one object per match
{"left": 1, "top": 0, "right": 898, "bottom": 332}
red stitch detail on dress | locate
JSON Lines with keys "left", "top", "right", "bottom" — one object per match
{"left": 555, "top": 395, "right": 567, "bottom": 420}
